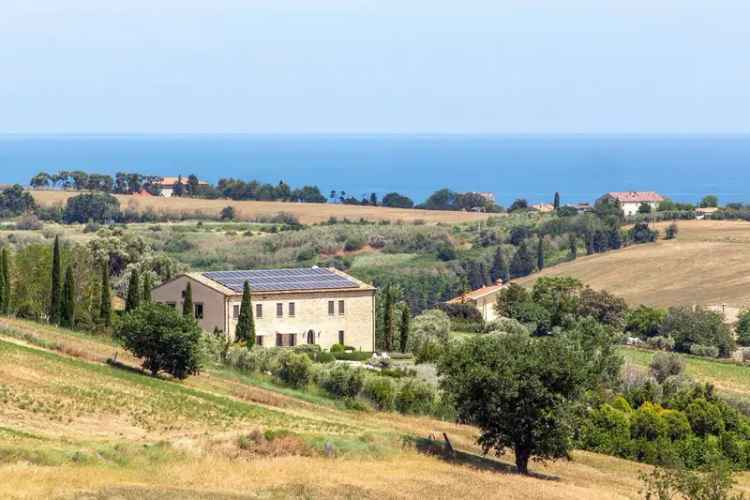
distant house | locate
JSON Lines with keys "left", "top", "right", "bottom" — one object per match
{"left": 530, "top": 203, "right": 555, "bottom": 213}
{"left": 598, "top": 192, "right": 665, "bottom": 217}
{"left": 151, "top": 267, "right": 376, "bottom": 350}
{"left": 447, "top": 281, "right": 506, "bottom": 322}
{"left": 696, "top": 207, "right": 719, "bottom": 219}
{"left": 157, "top": 176, "right": 209, "bottom": 197}
{"left": 565, "top": 202, "right": 592, "bottom": 214}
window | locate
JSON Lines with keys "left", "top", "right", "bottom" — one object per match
{"left": 338, "top": 300, "right": 345, "bottom": 315}
{"left": 232, "top": 305, "right": 240, "bottom": 319}
{"left": 256, "top": 304, "right": 263, "bottom": 318}
{"left": 338, "top": 330, "right": 345, "bottom": 345}
{"left": 328, "top": 301, "right": 335, "bottom": 316}
{"left": 307, "top": 330, "right": 315, "bottom": 344}
{"left": 257, "top": 335, "right": 263, "bottom": 346}
{"left": 288, "top": 302, "right": 295, "bottom": 317}
{"left": 194, "top": 303, "right": 204, "bottom": 320}
{"left": 166, "top": 302, "right": 176, "bottom": 309}
{"left": 276, "top": 303, "right": 283, "bottom": 317}
{"left": 276, "top": 333, "right": 296, "bottom": 347}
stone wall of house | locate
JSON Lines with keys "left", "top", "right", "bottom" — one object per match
{"left": 151, "top": 275, "right": 227, "bottom": 333}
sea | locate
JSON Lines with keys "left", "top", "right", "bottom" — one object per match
{"left": 1, "top": 134, "right": 749, "bottom": 206}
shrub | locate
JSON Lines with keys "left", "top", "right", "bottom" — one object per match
{"left": 484, "top": 317, "right": 529, "bottom": 336}
{"left": 114, "top": 303, "right": 203, "bottom": 379}
{"left": 344, "top": 235, "right": 366, "bottom": 252}
{"left": 410, "top": 309, "right": 450, "bottom": 363}
{"left": 661, "top": 409, "right": 691, "bottom": 441}
{"left": 395, "top": 379, "right": 435, "bottom": 415}
{"left": 690, "top": 344, "right": 720, "bottom": 358}
{"left": 64, "top": 192, "right": 120, "bottom": 224}
{"left": 271, "top": 350, "right": 312, "bottom": 388}
{"left": 650, "top": 352, "right": 685, "bottom": 383}
{"left": 685, "top": 399, "right": 725, "bottom": 436}
{"left": 661, "top": 306, "right": 735, "bottom": 357}
{"left": 292, "top": 343, "right": 322, "bottom": 361}
{"left": 362, "top": 376, "right": 396, "bottom": 410}
{"left": 15, "top": 214, "right": 43, "bottom": 231}
{"left": 15, "top": 302, "right": 40, "bottom": 321}
{"left": 332, "top": 351, "right": 371, "bottom": 362}
{"left": 646, "top": 336, "right": 675, "bottom": 351}
{"left": 631, "top": 402, "right": 667, "bottom": 441}
{"left": 436, "top": 302, "right": 483, "bottom": 322}
{"left": 220, "top": 206, "right": 236, "bottom": 220}
{"left": 317, "top": 351, "right": 336, "bottom": 363}
{"left": 330, "top": 343, "right": 345, "bottom": 353}
{"left": 582, "top": 404, "right": 631, "bottom": 456}
{"left": 319, "top": 365, "right": 365, "bottom": 399}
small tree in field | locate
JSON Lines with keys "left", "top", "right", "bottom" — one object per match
{"left": 115, "top": 303, "right": 203, "bottom": 379}
{"left": 235, "top": 281, "right": 255, "bottom": 347}
{"left": 665, "top": 223, "right": 679, "bottom": 240}
{"left": 438, "top": 333, "right": 586, "bottom": 475}
{"left": 59, "top": 265, "right": 76, "bottom": 328}
{"left": 125, "top": 269, "right": 140, "bottom": 312}
{"left": 536, "top": 237, "right": 545, "bottom": 271}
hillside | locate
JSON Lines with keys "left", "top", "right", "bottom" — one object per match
{"left": 518, "top": 220, "right": 750, "bottom": 313}
{"left": 31, "top": 190, "right": 495, "bottom": 225}
{"left": 0, "top": 317, "right": 703, "bottom": 500}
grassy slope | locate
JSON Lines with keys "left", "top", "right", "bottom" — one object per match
{"left": 32, "top": 190, "right": 495, "bottom": 225}
{"left": 518, "top": 220, "right": 750, "bottom": 312}
{"left": 0, "top": 317, "right": 713, "bottom": 500}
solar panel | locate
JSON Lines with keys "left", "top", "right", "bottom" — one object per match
{"left": 203, "top": 267, "right": 360, "bottom": 293}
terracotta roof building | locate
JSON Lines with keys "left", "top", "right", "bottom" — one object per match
{"left": 597, "top": 191, "right": 666, "bottom": 216}
{"left": 447, "top": 281, "right": 506, "bottom": 322}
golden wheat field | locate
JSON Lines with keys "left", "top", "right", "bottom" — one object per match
{"left": 519, "top": 220, "right": 750, "bottom": 312}
{"left": 4, "top": 317, "right": 744, "bottom": 499}
{"left": 31, "top": 190, "right": 495, "bottom": 225}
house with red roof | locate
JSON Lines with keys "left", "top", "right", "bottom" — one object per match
{"left": 447, "top": 281, "right": 506, "bottom": 322}
{"left": 597, "top": 191, "right": 665, "bottom": 216}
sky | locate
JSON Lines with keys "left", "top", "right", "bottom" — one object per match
{"left": 1, "top": 1, "right": 749, "bottom": 134}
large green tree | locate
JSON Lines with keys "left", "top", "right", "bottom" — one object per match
{"left": 536, "top": 237, "right": 545, "bottom": 271}
{"left": 125, "top": 269, "right": 141, "bottom": 312}
{"left": 1, "top": 247, "right": 9, "bottom": 314}
{"left": 99, "top": 262, "right": 112, "bottom": 327}
{"left": 49, "top": 236, "right": 62, "bottom": 324}
{"left": 553, "top": 192, "right": 560, "bottom": 211}
{"left": 235, "top": 281, "right": 256, "bottom": 347}
{"left": 60, "top": 265, "right": 76, "bottom": 328}
{"left": 399, "top": 303, "right": 411, "bottom": 353}
{"left": 115, "top": 303, "right": 203, "bottom": 379}
{"left": 509, "top": 240, "right": 535, "bottom": 278}
{"left": 0, "top": 248, "right": 6, "bottom": 315}
{"left": 490, "top": 247, "right": 509, "bottom": 283}
{"left": 438, "top": 333, "right": 586, "bottom": 474}
{"left": 142, "top": 273, "right": 152, "bottom": 304}
{"left": 382, "top": 284, "right": 395, "bottom": 351}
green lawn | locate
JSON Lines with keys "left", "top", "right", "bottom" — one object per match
{"left": 619, "top": 347, "right": 750, "bottom": 396}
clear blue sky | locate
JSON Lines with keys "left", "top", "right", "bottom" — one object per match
{"left": 2, "top": 1, "right": 749, "bottom": 134}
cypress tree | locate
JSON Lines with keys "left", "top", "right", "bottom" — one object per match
{"left": 2, "top": 247, "right": 9, "bottom": 314}
{"left": 537, "top": 237, "right": 545, "bottom": 271}
{"left": 568, "top": 234, "right": 578, "bottom": 260}
{"left": 50, "top": 235, "right": 62, "bottom": 324}
{"left": 383, "top": 285, "right": 394, "bottom": 352}
{"left": 142, "top": 273, "right": 152, "bottom": 304}
{"left": 491, "top": 247, "right": 510, "bottom": 283}
{"left": 553, "top": 192, "right": 561, "bottom": 211}
{"left": 399, "top": 303, "right": 410, "bottom": 353}
{"left": 235, "top": 281, "right": 255, "bottom": 347}
{"left": 182, "top": 281, "right": 193, "bottom": 318}
{"left": 510, "top": 240, "right": 535, "bottom": 278}
{"left": 60, "top": 265, "right": 75, "bottom": 328}
{"left": 125, "top": 269, "right": 140, "bottom": 312}
{"left": 0, "top": 248, "right": 5, "bottom": 316}
{"left": 100, "top": 262, "right": 112, "bottom": 327}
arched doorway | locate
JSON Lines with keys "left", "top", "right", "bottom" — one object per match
{"left": 307, "top": 329, "right": 315, "bottom": 345}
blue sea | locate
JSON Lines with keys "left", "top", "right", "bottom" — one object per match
{"left": 1, "top": 134, "right": 749, "bottom": 206}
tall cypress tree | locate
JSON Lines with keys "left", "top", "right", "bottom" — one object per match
{"left": 60, "top": 265, "right": 76, "bottom": 328}
{"left": 0, "top": 248, "right": 5, "bottom": 316}
{"left": 491, "top": 247, "right": 510, "bottom": 283}
{"left": 2, "top": 247, "right": 10, "bottom": 314}
{"left": 50, "top": 235, "right": 62, "bottom": 324}
{"left": 553, "top": 192, "right": 561, "bottom": 211}
{"left": 125, "top": 269, "right": 140, "bottom": 312}
{"left": 537, "top": 237, "right": 545, "bottom": 271}
{"left": 182, "top": 281, "right": 193, "bottom": 318}
{"left": 510, "top": 240, "right": 535, "bottom": 278}
{"left": 383, "top": 285, "right": 394, "bottom": 352}
{"left": 568, "top": 234, "right": 578, "bottom": 260}
{"left": 142, "top": 273, "right": 152, "bottom": 304}
{"left": 99, "top": 262, "right": 112, "bottom": 327}
{"left": 235, "top": 281, "right": 255, "bottom": 347}
{"left": 399, "top": 303, "right": 410, "bottom": 353}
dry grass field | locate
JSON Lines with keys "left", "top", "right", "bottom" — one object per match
{"left": 519, "top": 220, "right": 750, "bottom": 311}
{"left": 5, "top": 317, "right": 745, "bottom": 499}
{"left": 31, "top": 190, "right": 495, "bottom": 225}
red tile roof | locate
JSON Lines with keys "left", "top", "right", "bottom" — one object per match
{"left": 606, "top": 192, "right": 665, "bottom": 203}
{"left": 448, "top": 282, "right": 506, "bottom": 303}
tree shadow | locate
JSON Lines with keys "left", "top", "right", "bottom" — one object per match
{"left": 410, "top": 437, "right": 560, "bottom": 481}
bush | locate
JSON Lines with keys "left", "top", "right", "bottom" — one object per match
{"left": 646, "top": 336, "right": 675, "bottom": 351}
{"left": 435, "top": 302, "right": 483, "bottom": 322}
{"left": 292, "top": 343, "right": 322, "bottom": 361}
{"left": 332, "top": 351, "right": 371, "bottom": 362}
{"left": 362, "top": 376, "right": 396, "bottom": 410}
{"left": 685, "top": 399, "right": 725, "bottom": 436}
{"left": 220, "top": 206, "right": 236, "bottom": 220}
{"left": 690, "top": 344, "right": 720, "bottom": 358}
{"left": 395, "top": 379, "right": 435, "bottom": 415}
{"left": 15, "top": 302, "right": 40, "bottom": 321}
{"left": 410, "top": 309, "right": 450, "bottom": 363}
{"left": 330, "top": 343, "right": 345, "bottom": 353}
{"left": 631, "top": 402, "right": 667, "bottom": 441}
{"left": 317, "top": 351, "right": 336, "bottom": 363}
{"left": 344, "top": 235, "right": 366, "bottom": 252}
{"left": 271, "top": 350, "right": 312, "bottom": 388}
{"left": 650, "top": 352, "right": 685, "bottom": 383}
{"left": 114, "top": 303, "right": 203, "bottom": 379}
{"left": 581, "top": 404, "right": 631, "bottom": 456}
{"left": 64, "top": 192, "right": 120, "bottom": 224}
{"left": 15, "top": 214, "right": 43, "bottom": 230}
{"left": 661, "top": 306, "right": 734, "bottom": 357}
{"left": 319, "top": 365, "right": 365, "bottom": 398}
{"left": 484, "top": 317, "right": 529, "bottom": 336}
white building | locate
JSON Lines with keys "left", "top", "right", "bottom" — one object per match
{"left": 597, "top": 192, "right": 665, "bottom": 217}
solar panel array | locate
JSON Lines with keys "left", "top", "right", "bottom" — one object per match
{"left": 203, "top": 267, "right": 360, "bottom": 293}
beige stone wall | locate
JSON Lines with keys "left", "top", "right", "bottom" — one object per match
{"left": 226, "top": 289, "right": 375, "bottom": 351}
{"left": 152, "top": 276, "right": 375, "bottom": 351}
{"left": 152, "top": 276, "right": 227, "bottom": 333}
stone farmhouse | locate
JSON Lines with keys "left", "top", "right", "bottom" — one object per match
{"left": 447, "top": 281, "right": 506, "bottom": 322}
{"left": 157, "top": 176, "right": 209, "bottom": 197}
{"left": 152, "top": 267, "right": 376, "bottom": 351}
{"left": 597, "top": 191, "right": 665, "bottom": 217}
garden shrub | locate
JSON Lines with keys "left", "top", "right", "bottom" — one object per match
{"left": 409, "top": 309, "right": 450, "bottom": 363}
{"left": 661, "top": 409, "right": 692, "bottom": 441}
{"left": 686, "top": 399, "right": 725, "bottom": 436}
{"left": 362, "top": 376, "right": 396, "bottom": 410}
{"left": 271, "top": 350, "right": 312, "bottom": 388}
{"left": 690, "top": 344, "right": 720, "bottom": 358}
{"left": 319, "top": 365, "right": 365, "bottom": 399}
{"left": 344, "top": 235, "right": 366, "bottom": 252}
{"left": 646, "top": 336, "right": 675, "bottom": 351}
{"left": 332, "top": 351, "right": 371, "bottom": 362}
{"left": 650, "top": 352, "right": 685, "bottom": 383}
{"left": 631, "top": 402, "right": 667, "bottom": 441}
{"left": 395, "top": 379, "right": 435, "bottom": 415}
{"left": 317, "top": 351, "right": 336, "bottom": 363}
{"left": 581, "top": 404, "right": 631, "bottom": 456}
{"left": 484, "top": 317, "right": 529, "bottom": 336}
